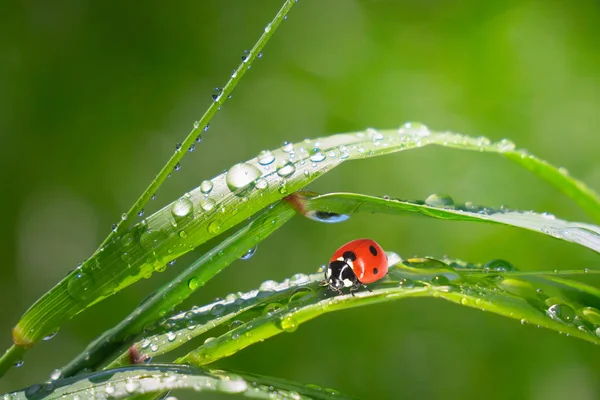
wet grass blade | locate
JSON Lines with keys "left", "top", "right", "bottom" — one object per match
{"left": 5, "top": 364, "right": 351, "bottom": 400}
{"left": 8, "top": 125, "right": 598, "bottom": 374}
{"left": 59, "top": 201, "right": 296, "bottom": 378}
{"left": 102, "top": 0, "right": 298, "bottom": 247}
{"left": 174, "top": 257, "right": 600, "bottom": 366}
{"left": 293, "top": 191, "right": 600, "bottom": 253}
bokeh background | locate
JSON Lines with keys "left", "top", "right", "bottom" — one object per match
{"left": 2, "top": 0, "right": 600, "bottom": 398}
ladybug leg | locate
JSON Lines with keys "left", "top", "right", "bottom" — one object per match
{"left": 362, "top": 284, "right": 373, "bottom": 293}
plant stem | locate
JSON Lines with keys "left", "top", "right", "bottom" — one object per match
{"left": 97, "top": 0, "right": 298, "bottom": 250}
{"left": 0, "top": 345, "right": 27, "bottom": 378}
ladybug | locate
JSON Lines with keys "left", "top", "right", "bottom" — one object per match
{"left": 324, "top": 239, "right": 388, "bottom": 295}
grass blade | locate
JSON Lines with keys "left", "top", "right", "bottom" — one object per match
{"left": 102, "top": 0, "right": 298, "bottom": 246}
{"left": 9, "top": 125, "right": 598, "bottom": 374}
{"left": 59, "top": 201, "right": 296, "bottom": 378}
{"left": 5, "top": 365, "right": 351, "bottom": 400}
{"left": 175, "top": 257, "right": 600, "bottom": 366}
{"left": 293, "top": 191, "right": 600, "bottom": 253}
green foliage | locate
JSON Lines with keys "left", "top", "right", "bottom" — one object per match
{"left": 2, "top": 0, "right": 600, "bottom": 399}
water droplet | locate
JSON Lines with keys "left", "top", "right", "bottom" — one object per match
{"left": 367, "top": 127, "right": 384, "bottom": 141}
{"left": 581, "top": 307, "right": 600, "bottom": 325}
{"left": 211, "top": 304, "right": 226, "bottom": 316}
{"left": 547, "top": 303, "right": 576, "bottom": 323}
{"left": 204, "top": 124, "right": 210, "bottom": 132}
{"left": 196, "top": 135, "right": 203, "bottom": 143}
{"left": 279, "top": 314, "right": 298, "bottom": 332}
{"left": 281, "top": 141, "right": 294, "bottom": 152}
{"left": 398, "top": 121, "right": 430, "bottom": 138}
{"left": 171, "top": 197, "right": 194, "bottom": 221}
{"left": 14, "top": 360, "right": 23, "bottom": 367}
{"left": 212, "top": 87, "right": 223, "bottom": 101}
{"left": 304, "top": 211, "right": 350, "bottom": 223}
{"left": 217, "top": 374, "right": 248, "bottom": 394}
{"left": 111, "top": 223, "right": 118, "bottom": 232}
{"left": 226, "top": 163, "right": 262, "bottom": 193}
{"left": 259, "top": 280, "right": 278, "bottom": 292}
{"left": 168, "top": 260, "right": 176, "bottom": 266}
{"left": 309, "top": 151, "right": 325, "bottom": 163}
{"left": 425, "top": 193, "right": 455, "bottom": 209}
{"left": 200, "top": 198, "right": 216, "bottom": 212}
{"left": 431, "top": 275, "right": 451, "bottom": 286}
{"left": 175, "top": 143, "right": 182, "bottom": 151}
{"left": 275, "top": 162, "right": 296, "bottom": 178}
{"left": 121, "top": 213, "right": 128, "bottom": 221}
{"left": 241, "top": 50, "right": 250, "bottom": 62}
{"left": 290, "top": 273, "right": 310, "bottom": 286}
{"left": 258, "top": 150, "right": 275, "bottom": 165}
{"left": 497, "top": 138, "right": 516, "bottom": 152}
{"left": 43, "top": 330, "right": 58, "bottom": 341}
{"left": 188, "top": 277, "right": 200, "bottom": 290}
{"left": 188, "top": 144, "right": 195, "bottom": 152}
{"left": 125, "top": 379, "right": 140, "bottom": 393}
{"left": 67, "top": 270, "right": 95, "bottom": 300}
{"left": 50, "top": 369, "right": 62, "bottom": 381}
{"left": 264, "top": 23, "right": 271, "bottom": 33}
{"left": 255, "top": 178, "right": 268, "bottom": 190}
{"left": 483, "top": 259, "right": 516, "bottom": 273}
{"left": 137, "top": 209, "right": 145, "bottom": 217}
{"left": 241, "top": 245, "right": 258, "bottom": 260}
{"left": 200, "top": 180, "right": 213, "bottom": 194}
{"left": 25, "top": 384, "right": 41, "bottom": 396}
{"left": 208, "top": 220, "right": 221, "bottom": 234}
{"left": 399, "top": 278, "right": 415, "bottom": 288}
{"left": 194, "top": 121, "right": 200, "bottom": 129}
{"left": 174, "top": 162, "right": 181, "bottom": 171}
{"left": 151, "top": 194, "right": 156, "bottom": 200}
{"left": 167, "top": 332, "right": 177, "bottom": 342}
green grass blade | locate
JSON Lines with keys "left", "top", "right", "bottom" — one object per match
{"left": 10, "top": 125, "right": 598, "bottom": 371}
{"left": 4, "top": 365, "right": 351, "bottom": 400}
{"left": 176, "top": 257, "right": 600, "bottom": 366}
{"left": 59, "top": 201, "right": 295, "bottom": 378}
{"left": 294, "top": 191, "right": 600, "bottom": 253}
{"left": 101, "top": 0, "right": 297, "bottom": 247}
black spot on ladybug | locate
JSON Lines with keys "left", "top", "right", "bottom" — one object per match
{"left": 343, "top": 251, "right": 356, "bottom": 261}
{"left": 369, "top": 245, "right": 378, "bottom": 256}
{"left": 373, "top": 268, "right": 379, "bottom": 275}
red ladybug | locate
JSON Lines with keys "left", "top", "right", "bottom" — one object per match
{"left": 324, "top": 239, "right": 388, "bottom": 295}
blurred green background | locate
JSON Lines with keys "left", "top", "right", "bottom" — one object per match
{"left": 2, "top": 0, "right": 600, "bottom": 398}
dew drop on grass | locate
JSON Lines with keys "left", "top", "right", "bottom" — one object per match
{"left": 174, "top": 162, "right": 181, "bottom": 171}
{"left": 281, "top": 141, "right": 294, "bottom": 152}
{"left": 194, "top": 121, "right": 200, "bottom": 129}
{"left": 167, "top": 332, "right": 177, "bottom": 342}
{"left": 121, "top": 213, "right": 128, "bottom": 221}
{"left": 171, "top": 197, "right": 194, "bottom": 221}
{"left": 111, "top": 223, "right": 118, "bottom": 232}
{"left": 255, "top": 178, "right": 268, "bottom": 190}
{"left": 25, "top": 384, "right": 41, "bottom": 396}
{"left": 257, "top": 150, "right": 276, "bottom": 165}
{"left": 208, "top": 220, "right": 221, "bottom": 234}
{"left": 200, "top": 198, "right": 216, "bottom": 212}
{"left": 14, "top": 360, "right": 24, "bottom": 367}
{"left": 137, "top": 209, "right": 145, "bottom": 217}
{"left": 212, "top": 87, "right": 223, "bottom": 101}
{"left": 399, "top": 278, "right": 415, "bottom": 288}
{"left": 496, "top": 138, "right": 516, "bottom": 152}
{"left": 50, "top": 369, "right": 62, "bottom": 381}
{"left": 43, "top": 330, "right": 58, "bottom": 341}
{"left": 175, "top": 143, "right": 182, "bottom": 151}
{"left": 398, "top": 121, "right": 431, "bottom": 137}
{"left": 188, "top": 144, "right": 195, "bottom": 152}
{"left": 67, "top": 270, "right": 95, "bottom": 300}
{"left": 241, "top": 50, "right": 250, "bottom": 62}
{"left": 217, "top": 374, "right": 248, "bottom": 394}
{"left": 425, "top": 193, "right": 455, "bottom": 209}
{"left": 290, "top": 273, "right": 310, "bottom": 286}
{"left": 483, "top": 259, "right": 516, "bottom": 273}
{"left": 196, "top": 135, "right": 203, "bottom": 143}
{"left": 259, "top": 280, "right": 278, "bottom": 292}
{"left": 125, "top": 379, "right": 140, "bottom": 394}
{"left": 547, "top": 303, "right": 576, "bottom": 323}
{"left": 279, "top": 314, "right": 298, "bottom": 333}
{"left": 240, "top": 245, "right": 258, "bottom": 260}
{"left": 226, "top": 163, "right": 262, "bottom": 192}
{"left": 188, "top": 277, "right": 200, "bottom": 290}
{"left": 276, "top": 162, "right": 295, "bottom": 178}
{"left": 581, "top": 307, "right": 600, "bottom": 325}
{"left": 304, "top": 211, "right": 350, "bottom": 223}
{"left": 200, "top": 180, "right": 213, "bottom": 194}
{"left": 309, "top": 150, "right": 325, "bottom": 163}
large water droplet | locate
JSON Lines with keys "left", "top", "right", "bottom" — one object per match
{"left": 50, "top": 369, "right": 62, "bottom": 381}
{"left": 279, "top": 314, "right": 298, "bottom": 332}
{"left": 483, "top": 259, "right": 516, "bottom": 273}
{"left": 304, "top": 210, "right": 350, "bottom": 223}
{"left": 212, "top": 87, "right": 223, "bottom": 101}
{"left": 398, "top": 121, "right": 430, "bottom": 137}
{"left": 226, "top": 163, "right": 262, "bottom": 193}
{"left": 67, "top": 270, "right": 95, "bottom": 300}
{"left": 200, "top": 180, "right": 213, "bottom": 194}
{"left": 259, "top": 280, "right": 278, "bottom": 292}
{"left": 255, "top": 178, "right": 268, "bottom": 190}
{"left": 208, "top": 220, "right": 221, "bottom": 234}
{"left": 290, "top": 273, "right": 310, "bottom": 286}
{"left": 547, "top": 303, "right": 576, "bottom": 323}
{"left": 425, "top": 193, "right": 455, "bottom": 209}
{"left": 581, "top": 307, "right": 600, "bottom": 325}
{"left": 43, "top": 330, "right": 58, "bottom": 341}
{"left": 309, "top": 150, "right": 326, "bottom": 163}
{"left": 172, "top": 197, "right": 194, "bottom": 221}
{"left": 240, "top": 245, "right": 258, "bottom": 260}
{"left": 217, "top": 374, "right": 248, "bottom": 394}
{"left": 257, "top": 150, "right": 275, "bottom": 166}
{"left": 276, "top": 162, "right": 296, "bottom": 178}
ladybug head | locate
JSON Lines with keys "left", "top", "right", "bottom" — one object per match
{"left": 324, "top": 260, "right": 358, "bottom": 291}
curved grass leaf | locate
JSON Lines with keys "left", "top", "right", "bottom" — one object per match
{"left": 4, "top": 365, "right": 350, "bottom": 400}
{"left": 172, "top": 257, "right": 600, "bottom": 366}
{"left": 102, "top": 0, "right": 298, "bottom": 247}
{"left": 9, "top": 125, "right": 599, "bottom": 372}
{"left": 59, "top": 201, "right": 296, "bottom": 378}
{"left": 294, "top": 191, "right": 600, "bottom": 253}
